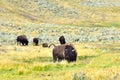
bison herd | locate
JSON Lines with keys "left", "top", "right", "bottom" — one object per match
{"left": 16, "top": 35, "right": 77, "bottom": 63}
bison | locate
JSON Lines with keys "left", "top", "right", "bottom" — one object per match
{"left": 33, "top": 38, "right": 39, "bottom": 46}
{"left": 64, "top": 44, "right": 77, "bottom": 62}
{"left": 52, "top": 44, "right": 77, "bottom": 62}
{"left": 59, "top": 35, "right": 66, "bottom": 45}
{"left": 16, "top": 35, "right": 29, "bottom": 46}
{"left": 42, "top": 43, "right": 48, "bottom": 47}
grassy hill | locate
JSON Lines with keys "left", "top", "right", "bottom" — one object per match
{"left": 0, "top": 0, "right": 120, "bottom": 46}
{"left": 0, "top": 0, "right": 120, "bottom": 26}
{"left": 0, "top": 0, "right": 120, "bottom": 80}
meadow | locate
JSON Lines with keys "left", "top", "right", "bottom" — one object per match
{"left": 0, "top": 42, "right": 120, "bottom": 80}
{"left": 0, "top": 0, "right": 120, "bottom": 80}
{"left": 0, "top": 23, "right": 120, "bottom": 80}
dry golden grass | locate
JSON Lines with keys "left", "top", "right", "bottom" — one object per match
{"left": 0, "top": 0, "right": 120, "bottom": 79}
{"left": 0, "top": 43, "right": 120, "bottom": 80}
{"left": 0, "top": 0, "right": 120, "bottom": 27}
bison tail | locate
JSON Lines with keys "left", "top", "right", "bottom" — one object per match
{"left": 48, "top": 43, "right": 56, "bottom": 48}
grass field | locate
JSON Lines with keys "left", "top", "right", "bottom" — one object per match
{"left": 0, "top": 42, "right": 120, "bottom": 80}
{"left": 0, "top": 0, "right": 120, "bottom": 80}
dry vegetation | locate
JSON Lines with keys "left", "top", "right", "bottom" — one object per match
{"left": 0, "top": 0, "right": 120, "bottom": 26}
{"left": 0, "top": 0, "right": 120, "bottom": 80}
{"left": 0, "top": 42, "right": 120, "bottom": 80}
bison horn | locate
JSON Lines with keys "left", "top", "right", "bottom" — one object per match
{"left": 72, "top": 49, "right": 75, "bottom": 52}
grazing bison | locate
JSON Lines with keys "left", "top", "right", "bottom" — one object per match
{"left": 42, "top": 43, "right": 48, "bottom": 47}
{"left": 52, "top": 44, "right": 77, "bottom": 62}
{"left": 59, "top": 35, "right": 66, "bottom": 45}
{"left": 33, "top": 38, "right": 39, "bottom": 46}
{"left": 16, "top": 35, "right": 29, "bottom": 46}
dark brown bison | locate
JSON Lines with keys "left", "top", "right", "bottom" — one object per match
{"left": 59, "top": 35, "right": 66, "bottom": 45}
{"left": 52, "top": 44, "right": 77, "bottom": 62}
{"left": 16, "top": 35, "right": 29, "bottom": 46}
{"left": 33, "top": 38, "right": 39, "bottom": 46}
{"left": 64, "top": 44, "right": 77, "bottom": 62}
{"left": 42, "top": 43, "right": 48, "bottom": 47}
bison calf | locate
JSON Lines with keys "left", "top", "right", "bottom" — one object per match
{"left": 59, "top": 35, "right": 66, "bottom": 45}
{"left": 42, "top": 43, "right": 48, "bottom": 47}
{"left": 33, "top": 38, "right": 39, "bottom": 46}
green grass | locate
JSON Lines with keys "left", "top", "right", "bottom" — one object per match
{"left": 109, "top": 23, "right": 120, "bottom": 28}
{"left": 94, "top": 22, "right": 120, "bottom": 28}
{"left": 0, "top": 43, "right": 120, "bottom": 80}
{"left": 0, "top": 0, "right": 120, "bottom": 79}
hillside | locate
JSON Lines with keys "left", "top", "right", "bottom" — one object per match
{"left": 0, "top": 0, "right": 120, "bottom": 45}
{"left": 0, "top": 1, "right": 120, "bottom": 80}
{"left": 0, "top": 0, "right": 120, "bottom": 26}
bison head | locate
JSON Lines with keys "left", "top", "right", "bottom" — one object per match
{"left": 64, "top": 45, "right": 77, "bottom": 62}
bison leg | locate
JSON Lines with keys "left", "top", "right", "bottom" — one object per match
{"left": 35, "top": 42, "right": 38, "bottom": 46}
{"left": 58, "top": 56, "right": 64, "bottom": 62}
{"left": 53, "top": 54, "right": 57, "bottom": 63}
{"left": 22, "top": 42, "right": 25, "bottom": 46}
{"left": 53, "top": 56, "right": 57, "bottom": 63}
